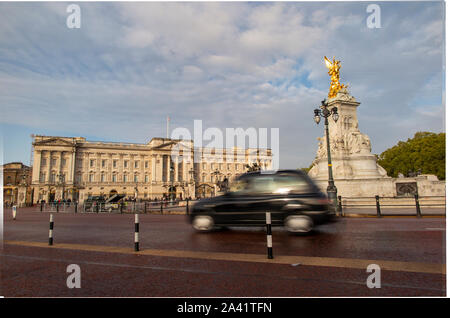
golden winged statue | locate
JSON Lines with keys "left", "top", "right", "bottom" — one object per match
{"left": 324, "top": 56, "right": 346, "bottom": 99}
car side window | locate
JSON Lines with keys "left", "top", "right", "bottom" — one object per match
{"left": 273, "top": 174, "right": 311, "bottom": 194}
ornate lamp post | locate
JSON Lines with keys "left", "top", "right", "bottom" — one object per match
{"left": 314, "top": 99, "right": 339, "bottom": 211}
{"left": 188, "top": 167, "right": 195, "bottom": 199}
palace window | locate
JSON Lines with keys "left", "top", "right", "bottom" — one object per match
{"left": 39, "top": 173, "right": 46, "bottom": 183}
{"left": 101, "top": 173, "right": 105, "bottom": 182}
{"left": 41, "top": 158, "right": 47, "bottom": 166}
{"left": 134, "top": 161, "right": 139, "bottom": 169}
{"left": 102, "top": 160, "right": 106, "bottom": 168}
{"left": 89, "top": 174, "right": 94, "bottom": 182}
{"left": 51, "top": 158, "right": 57, "bottom": 166}
{"left": 113, "top": 160, "right": 117, "bottom": 168}
{"left": 124, "top": 160, "right": 129, "bottom": 168}
{"left": 112, "top": 174, "right": 117, "bottom": 182}
{"left": 123, "top": 174, "right": 128, "bottom": 182}
{"left": 145, "top": 175, "right": 149, "bottom": 183}
{"left": 61, "top": 158, "right": 66, "bottom": 167}
{"left": 90, "top": 159, "right": 95, "bottom": 168}
{"left": 145, "top": 161, "right": 149, "bottom": 169}
{"left": 50, "top": 173, "right": 56, "bottom": 183}
{"left": 134, "top": 174, "right": 139, "bottom": 182}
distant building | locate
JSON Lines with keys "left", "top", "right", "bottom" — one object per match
{"left": 2, "top": 162, "right": 32, "bottom": 206}
{"left": 30, "top": 135, "right": 272, "bottom": 203}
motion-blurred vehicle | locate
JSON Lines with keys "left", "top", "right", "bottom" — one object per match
{"left": 84, "top": 195, "right": 106, "bottom": 210}
{"left": 104, "top": 194, "right": 126, "bottom": 212}
{"left": 189, "top": 170, "right": 333, "bottom": 233}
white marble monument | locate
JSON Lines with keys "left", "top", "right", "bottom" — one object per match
{"left": 308, "top": 88, "right": 445, "bottom": 198}
{"left": 308, "top": 87, "right": 388, "bottom": 181}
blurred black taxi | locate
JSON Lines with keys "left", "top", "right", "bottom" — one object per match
{"left": 188, "top": 170, "right": 333, "bottom": 233}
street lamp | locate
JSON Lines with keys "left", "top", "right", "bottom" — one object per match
{"left": 314, "top": 99, "right": 339, "bottom": 212}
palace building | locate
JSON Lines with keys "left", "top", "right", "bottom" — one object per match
{"left": 30, "top": 135, "right": 272, "bottom": 203}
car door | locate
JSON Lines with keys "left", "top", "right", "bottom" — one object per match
{"left": 214, "top": 175, "right": 279, "bottom": 226}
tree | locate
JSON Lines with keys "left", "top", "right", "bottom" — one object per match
{"left": 377, "top": 132, "right": 445, "bottom": 180}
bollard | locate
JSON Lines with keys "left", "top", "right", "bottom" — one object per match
{"left": 415, "top": 194, "right": 422, "bottom": 218}
{"left": 265, "top": 212, "right": 273, "bottom": 259}
{"left": 75, "top": 202, "right": 78, "bottom": 214}
{"left": 40, "top": 202, "right": 43, "bottom": 212}
{"left": 160, "top": 202, "right": 163, "bottom": 215}
{"left": 144, "top": 202, "right": 147, "bottom": 214}
{"left": 186, "top": 198, "right": 189, "bottom": 215}
{"left": 120, "top": 202, "right": 124, "bottom": 214}
{"left": 12, "top": 206, "right": 17, "bottom": 220}
{"left": 49, "top": 214, "right": 54, "bottom": 245}
{"left": 338, "top": 196, "right": 343, "bottom": 217}
{"left": 96, "top": 203, "right": 99, "bottom": 214}
{"left": 134, "top": 213, "right": 140, "bottom": 251}
{"left": 56, "top": 203, "right": 59, "bottom": 213}
{"left": 375, "top": 195, "right": 381, "bottom": 217}
{"left": 133, "top": 201, "right": 136, "bottom": 213}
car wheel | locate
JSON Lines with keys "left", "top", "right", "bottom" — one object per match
{"left": 284, "top": 215, "right": 314, "bottom": 233}
{"left": 192, "top": 215, "right": 215, "bottom": 232}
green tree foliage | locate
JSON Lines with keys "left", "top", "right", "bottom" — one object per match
{"left": 377, "top": 132, "right": 445, "bottom": 180}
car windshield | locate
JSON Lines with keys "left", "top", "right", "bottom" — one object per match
{"left": 228, "top": 173, "right": 311, "bottom": 195}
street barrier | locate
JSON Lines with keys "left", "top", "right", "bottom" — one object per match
{"left": 338, "top": 195, "right": 444, "bottom": 217}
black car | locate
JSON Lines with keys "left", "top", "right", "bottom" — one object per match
{"left": 189, "top": 170, "right": 333, "bottom": 233}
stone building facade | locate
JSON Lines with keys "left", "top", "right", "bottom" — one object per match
{"left": 2, "top": 162, "right": 32, "bottom": 206}
{"left": 30, "top": 135, "right": 272, "bottom": 203}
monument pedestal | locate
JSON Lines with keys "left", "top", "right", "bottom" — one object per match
{"left": 308, "top": 88, "right": 444, "bottom": 198}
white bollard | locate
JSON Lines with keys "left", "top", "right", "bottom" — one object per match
{"left": 134, "top": 213, "right": 139, "bottom": 251}
{"left": 266, "top": 212, "right": 273, "bottom": 259}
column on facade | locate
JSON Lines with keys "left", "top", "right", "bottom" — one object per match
{"left": 152, "top": 155, "right": 156, "bottom": 182}
{"left": 68, "top": 148, "right": 75, "bottom": 184}
{"left": 159, "top": 154, "right": 164, "bottom": 182}
{"left": 174, "top": 156, "right": 179, "bottom": 183}
{"left": 46, "top": 151, "right": 52, "bottom": 183}
{"left": 32, "top": 150, "right": 41, "bottom": 184}
{"left": 167, "top": 155, "right": 172, "bottom": 183}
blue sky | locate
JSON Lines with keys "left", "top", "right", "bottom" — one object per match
{"left": 0, "top": 1, "right": 445, "bottom": 168}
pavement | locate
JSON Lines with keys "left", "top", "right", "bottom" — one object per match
{"left": 1, "top": 208, "right": 446, "bottom": 297}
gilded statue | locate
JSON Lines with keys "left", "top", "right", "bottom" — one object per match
{"left": 324, "top": 56, "right": 347, "bottom": 99}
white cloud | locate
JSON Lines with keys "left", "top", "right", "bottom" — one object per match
{"left": 0, "top": 2, "right": 444, "bottom": 168}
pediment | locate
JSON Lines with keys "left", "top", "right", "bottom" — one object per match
{"left": 152, "top": 140, "right": 193, "bottom": 151}
{"left": 33, "top": 138, "right": 74, "bottom": 147}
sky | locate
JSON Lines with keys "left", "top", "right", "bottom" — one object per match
{"left": 0, "top": 1, "right": 445, "bottom": 169}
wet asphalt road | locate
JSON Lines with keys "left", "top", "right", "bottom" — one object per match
{"left": 1, "top": 208, "right": 446, "bottom": 297}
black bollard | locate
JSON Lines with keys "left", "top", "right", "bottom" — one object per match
{"left": 160, "top": 201, "right": 163, "bottom": 215}
{"left": 186, "top": 198, "right": 189, "bottom": 215}
{"left": 415, "top": 194, "right": 422, "bottom": 218}
{"left": 338, "top": 195, "right": 343, "bottom": 217}
{"left": 375, "top": 195, "right": 381, "bottom": 217}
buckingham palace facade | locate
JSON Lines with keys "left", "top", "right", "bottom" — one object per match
{"left": 30, "top": 135, "right": 272, "bottom": 203}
